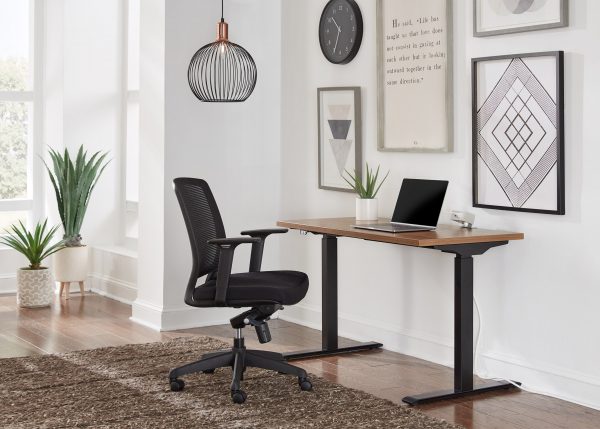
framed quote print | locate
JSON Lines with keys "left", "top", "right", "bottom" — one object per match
{"left": 377, "top": 0, "right": 453, "bottom": 152}
{"left": 472, "top": 51, "right": 565, "bottom": 215}
{"left": 318, "top": 87, "right": 362, "bottom": 192}
{"left": 474, "top": 0, "right": 568, "bottom": 37}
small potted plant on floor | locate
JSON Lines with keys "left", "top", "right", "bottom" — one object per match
{"left": 0, "top": 220, "right": 65, "bottom": 308}
{"left": 343, "top": 163, "right": 389, "bottom": 221}
{"left": 44, "top": 146, "right": 110, "bottom": 298}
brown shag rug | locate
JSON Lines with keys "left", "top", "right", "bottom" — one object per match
{"left": 0, "top": 337, "right": 462, "bottom": 428}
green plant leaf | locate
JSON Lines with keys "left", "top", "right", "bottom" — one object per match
{"left": 372, "top": 169, "right": 390, "bottom": 198}
{"left": 0, "top": 220, "right": 64, "bottom": 268}
{"left": 44, "top": 145, "right": 109, "bottom": 245}
{"left": 341, "top": 163, "right": 389, "bottom": 199}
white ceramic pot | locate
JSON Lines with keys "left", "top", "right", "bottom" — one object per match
{"left": 53, "top": 246, "right": 89, "bottom": 282}
{"left": 355, "top": 198, "right": 378, "bottom": 221}
{"left": 17, "top": 268, "right": 54, "bottom": 308}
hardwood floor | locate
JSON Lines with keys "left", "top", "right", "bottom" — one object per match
{"left": 1, "top": 293, "right": 598, "bottom": 429}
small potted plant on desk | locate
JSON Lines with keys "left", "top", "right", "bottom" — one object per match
{"left": 343, "top": 163, "right": 389, "bottom": 221}
{"left": 44, "top": 146, "right": 110, "bottom": 299}
{"left": 0, "top": 220, "right": 65, "bottom": 308}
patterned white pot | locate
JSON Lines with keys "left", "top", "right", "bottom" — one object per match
{"left": 54, "top": 246, "right": 88, "bottom": 282}
{"left": 17, "top": 268, "right": 54, "bottom": 308}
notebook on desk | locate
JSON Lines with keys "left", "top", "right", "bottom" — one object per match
{"left": 353, "top": 179, "right": 448, "bottom": 233}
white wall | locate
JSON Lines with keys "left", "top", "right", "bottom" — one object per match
{"left": 52, "top": 0, "right": 134, "bottom": 298}
{"left": 89, "top": 246, "right": 137, "bottom": 303}
{"left": 133, "top": 0, "right": 284, "bottom": 330}
{"left": 132, "top": 0, "right": 167, "bottom": 326}
{"left": 0, "top": 250, "right": 27, "bottom": 294}
{"left": 279, "top": 0, "right": 600, "bottom": 410}
{"left": 49, "top": 0, "right": 124, "bottom": 246}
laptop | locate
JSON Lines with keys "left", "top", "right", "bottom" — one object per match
{"left": 353, "top": 179, "right": 449, "bottom": 233}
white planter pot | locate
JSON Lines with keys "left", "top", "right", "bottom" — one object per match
{"left": 17, "top": 268, "right": 54, "bottom": 308}
{"left": 355, "top": 198, "right": 378, "bottom": 221}
{"left": 53, "top": 246, "right": 89, "bottom": 282}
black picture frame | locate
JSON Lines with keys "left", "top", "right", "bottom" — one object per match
{"left": 472, "top": 51, "right": 565, "bottom": 215}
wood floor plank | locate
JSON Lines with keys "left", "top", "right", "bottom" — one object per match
{"left": 0, "top": 333, "right": 43, "bottom": 358}
{"left": 1, "top": 293, "right": 599, "bottom": 429}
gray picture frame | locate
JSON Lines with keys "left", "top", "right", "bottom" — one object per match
{"left": 376, "top": 0, "right": 454, "bottom": 153}
{"left": 318, "top": 87, "right": 362, "bottom": 193}
{"left": 473, "top": 0, "right": 568, "bottom": 37}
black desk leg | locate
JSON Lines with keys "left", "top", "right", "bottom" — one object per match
{"left": 284, "top": 235, "right": 383, "bottom": 361}
{"left": 403, "top": 242, "right": 519, "bottom": 405}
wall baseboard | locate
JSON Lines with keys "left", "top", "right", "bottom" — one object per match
{"left": 281, "top": 303, "right": 600, "bottom": 411}
{"left": 478, "top": 351, "right": 600, "bottom": 411}
{"left": 131, "top": 298, "right": 240, "bottom": 332}
{"left": 2, "top": 272, "right": 135, "bottom": 301}
{"left": 0, "top": 273, "right": 16, "bottom": 295}
{"left": 131, "top": 299, "right": 163, "bottom": 331}
{"left": 88, "top": 272, "right": 137, "bottom": 304}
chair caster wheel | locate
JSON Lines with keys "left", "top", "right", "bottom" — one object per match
{"left": 299, "top": 377, "right": 313, "bottom": 391}
{"left": 170, "top": 378, "right": 185, "bottom": 392}
{"left": 231, "top": 390, "right": 247, "bottom": 404}
{"left": 202, "top": 369, "right": 215, "bottom": 374}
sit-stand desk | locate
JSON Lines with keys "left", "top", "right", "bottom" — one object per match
{"left": 277, "top": 218, "right": 524, "bottom": 405}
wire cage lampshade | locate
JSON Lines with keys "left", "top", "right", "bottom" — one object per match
{"left": 188, "top": 0, "right": 257, "bottom": 102}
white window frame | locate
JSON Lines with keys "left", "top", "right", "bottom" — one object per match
{"left": 121, "top": 0, "right": 139, "bottom": 246}
{"left": 0, "top": 0, "right": 44, "bottom": 231}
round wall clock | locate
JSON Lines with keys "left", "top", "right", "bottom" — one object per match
{"left": 319, "top": 0, "right": 363, "bottom": 65}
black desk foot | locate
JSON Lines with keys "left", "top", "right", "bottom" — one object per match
{"left": 402, "top": 380, "right": 520, "bottom": 405}
{"left": 283, "top": 342, "right": 383, "bottom": 361}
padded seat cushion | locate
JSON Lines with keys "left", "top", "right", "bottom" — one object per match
{"left": 193, "top": 271, "right": 309, "bottom": 306}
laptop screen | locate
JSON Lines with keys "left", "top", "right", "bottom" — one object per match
{"left": 391, "top": 179, "right": 449, "bottom": 227}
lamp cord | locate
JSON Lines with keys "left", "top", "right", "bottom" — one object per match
{"left": 221, "top": 0, "right": 224, "bottom": 20}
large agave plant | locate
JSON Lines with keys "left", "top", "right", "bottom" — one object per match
{"left": 44, "top": 146, "right": 110, "bottom": 247}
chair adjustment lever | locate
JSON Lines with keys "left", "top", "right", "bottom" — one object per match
{"left": 229, "top": 305, "right": 282, "bottom": 344}
{"left": 253, "top": 323, "right": 271, "bottom": 344}
{"left": 241, "top": 314, "right": 269, "bottom": 344}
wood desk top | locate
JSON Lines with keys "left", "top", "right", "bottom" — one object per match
{"left": 277, "top": 218, "right": 524, "bottom": 247}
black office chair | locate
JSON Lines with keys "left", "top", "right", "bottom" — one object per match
{"left": 169, "top": 178, "right": 312, "bottom": 404}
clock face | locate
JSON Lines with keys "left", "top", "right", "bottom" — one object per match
{"left": 319, "top": 0, "right": 363, "bottom": 65}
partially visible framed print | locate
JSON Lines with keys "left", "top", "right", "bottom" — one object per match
{"left": 377, "top": 0, "right": 453, "bottom": 152}
{"left": 474, "top": 0, "right": 568, "bottom": 37}
{"left": 318, "top": 87, "right": 362, "bottom": 192}
{"left": 472, "top": 51, "right": 564, "bottom": 215}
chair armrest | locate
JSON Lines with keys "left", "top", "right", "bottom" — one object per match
{"left": 208, "top": 237, "right": 260, "bottom": 305}
{"left": 240, "top": 228, "right": 289, "bottom": 272}
{"left": 208, "top": 237, "right": 260, "bottom": 246}
{"left": 240, "top": 228, "right": 288, "bottom": 238}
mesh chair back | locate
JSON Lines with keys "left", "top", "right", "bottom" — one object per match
{"left": 173, "top": 178, "right": 226, "bottom": 279}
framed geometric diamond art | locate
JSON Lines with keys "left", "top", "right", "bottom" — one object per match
{"left": 318, "top": 87, "right": 362, "bottom": 192}
{"left": 472, "top": 51, "right": 564, "bottom": 214}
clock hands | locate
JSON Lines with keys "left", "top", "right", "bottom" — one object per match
{"left": 332, "top": 17, "right": 341, "bottom": 54}
{"left": 332, "top": 17, "right": 341, "bottom": 32}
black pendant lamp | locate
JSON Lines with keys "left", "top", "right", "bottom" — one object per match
{"left": 188, "top": 0, "right": 257, "bottom": 102}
